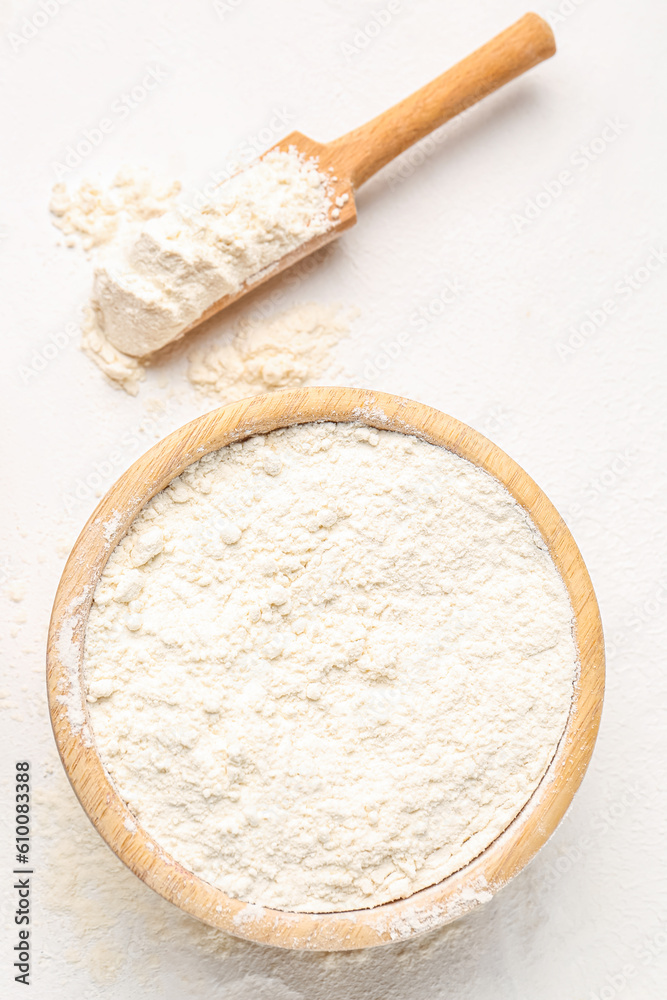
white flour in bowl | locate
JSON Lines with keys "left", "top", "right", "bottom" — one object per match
{"left": 83, "top": 422, "right": 577, "bottom": 913}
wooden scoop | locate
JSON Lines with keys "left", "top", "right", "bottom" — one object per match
{"left": 151, "top": 13, "right": 555, "bottom": 352}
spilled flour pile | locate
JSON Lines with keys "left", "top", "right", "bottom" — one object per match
{"left": 50, "top": 168, "right": 182, "bottom": 251}
{"left": 84, "top": 423, "right": 576, "bottom": 912}
{"left": 187, "top": 302, "right": 353, "bottom": 401}
{"left": 51, "top": 154, "right": 337, "bottom": 395}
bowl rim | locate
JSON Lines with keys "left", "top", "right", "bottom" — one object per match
{"left": 46, "top": 386, "right": 605, "bottom": 951}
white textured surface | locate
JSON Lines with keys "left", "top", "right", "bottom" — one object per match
{"left": 0, "top": 0, "right": 665, "bottom": 996}
{"left": 84, "top": 423, "right": 576, "bottom": 912}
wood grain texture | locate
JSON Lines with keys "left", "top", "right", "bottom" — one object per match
{"left": 47, "top": 387, "right": 604, "bottom": 950}
{"left": 168, "top": 14, "right": 554, "bottom": 350}
{"left": 325, "top": 12, "right": 555, "bottom": 187}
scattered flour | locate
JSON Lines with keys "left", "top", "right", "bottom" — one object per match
{"left": 81, "top": 302, "right": 146, "bottom": 396}
{"left": 50, "top": 168, "right": 181, "bottom": 252}
{"left": 84, "top": 422, "right": 576, "bottom": 913}
{"left": 187, "top": 302, "right": 353, "bottom": 401}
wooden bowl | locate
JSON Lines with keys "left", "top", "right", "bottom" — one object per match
{"left": 47, "top": 387, "right": 604, "bottom": 950}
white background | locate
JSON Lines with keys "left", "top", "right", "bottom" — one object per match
{"left": 1, "top": 0, "right": 666, "bottom": 997}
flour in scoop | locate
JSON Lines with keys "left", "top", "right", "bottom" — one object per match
{"left": 94, "top": 149, "right": 333, "bottom": 357}
{"left": 84, "top": 423, "right": 576, "bottom": 912}
{"left": 50, "top": 152, "right": 335, "bottom": 393}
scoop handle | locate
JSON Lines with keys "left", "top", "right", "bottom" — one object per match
{"left": 328, "top": 12, "right": 556, "bottom": 188}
